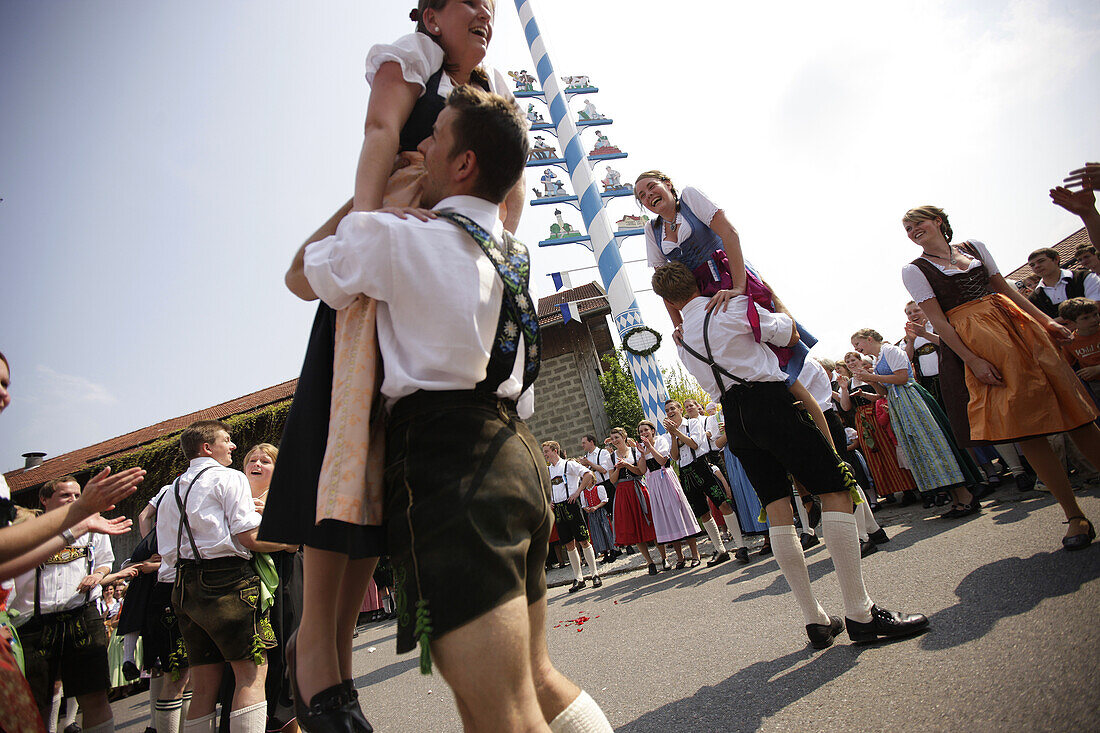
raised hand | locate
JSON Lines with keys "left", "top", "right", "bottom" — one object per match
{"left": 1064, "top": 163, "right": 1100, "bottom": 191}
{"left": 76, "top": 514, "right": 133, "bottom": 537}
{"left": 1050, "top": 185, "right": 1096, "bottom": 217}
{"left": 76, "top": 467, "right": 146, "bottom": 517}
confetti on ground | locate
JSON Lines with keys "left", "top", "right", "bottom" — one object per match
{"left": 556, "top": 614, "right": 600, "bottom": 632}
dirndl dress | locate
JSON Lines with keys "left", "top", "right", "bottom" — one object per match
{"left": 611, "top": 449, "right": 657, "bottom": 546}
{"left": 643, "top": 457, "right": 700, "bottom": 543}
{"left": 851, "top": 392, "right": 916, "bottom": 497}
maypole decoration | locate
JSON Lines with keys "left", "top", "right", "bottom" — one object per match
{"left": 513, "top": 0, "right": 669, "bottom": 430}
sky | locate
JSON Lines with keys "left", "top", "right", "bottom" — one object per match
{"left": 1, "top": 0, "right": 1098, "bottom": 471}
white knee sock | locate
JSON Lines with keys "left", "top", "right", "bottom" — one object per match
{"left": 61, "top": 697, "right": 78, "bottom": 728}
{"left": 795, "top": 495, "right": 814, "bottom": 535}
{"left": 228, "top": 701, "right": 267, "bottom": 733}
{"left": 721, "top": 511, "right": 744, "bottom": 548}
{"left": 820, "top": 511, "right": 874, "bottom": 623}
{"left": 180, "top": 689, "right": 193, "bottom": 730}
{"left": 769, "top": 524, "right": 829, "bottom": 626}
{"left": 549, "top": 690, "right": 614, "bottom": 733}
{"left": 123, "top": 631, "right": 139, "bottom": 665}
{"left": 701, "top": 517, "right": 726, "bottom": 554}
{"left": 856, "top": 487, "right": 880, "bottom": 537}
{"left": 155, "top": 698, "right": 184, "bottom": 733}
{"left": 995, "top": 443, "right": 1024, "bottom": 474}
{"left": 48, "top": 688, "right": 62, "bottom": 733}
{"left": 182, "top": 712, "right": 216, "bottom": 733}
{"left": 567, "top": 546, "right": 583, "bottom": 582}
{"left": 581, "top": 544, "right": 598, "bottom": 578}
{"left": 81, "top": 720, "right": 114, "bottom": 733}
{"left": 149, "top": 675, "right": 165, "bottom": 725}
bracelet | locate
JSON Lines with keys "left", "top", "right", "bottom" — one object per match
{"left": 60, "top": 529, "right": 76, "bottom": 545}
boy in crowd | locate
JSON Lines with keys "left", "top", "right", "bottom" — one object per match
{"left": 542, "top": 441, "right": 603, "bottom": 591}
{"left": 1059, "top": 297, "right": 1100, "bottom": 404}
{"left": 653, "top": 261, "right": 928, "bottom": 649}
{"left": 1026, "top": 247, "right": 1100, "bottom": 318}
{"left": 157, "top": 420, "right": 292, "bottom": 733}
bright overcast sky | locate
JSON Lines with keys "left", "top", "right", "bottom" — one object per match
{"left": 1, "top": 0, "right": 1098, "bottom": 470}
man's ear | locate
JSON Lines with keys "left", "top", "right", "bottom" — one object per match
{"left": 453, "top": 148, "right": 478, "bottom": 186}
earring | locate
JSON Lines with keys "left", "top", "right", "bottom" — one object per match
{"left": 433, "top": 27, "right": 440, "bottom": 32}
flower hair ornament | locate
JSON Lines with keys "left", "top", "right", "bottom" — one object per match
{"left": 410, "top": 7, "right": 419, "bottom": 22}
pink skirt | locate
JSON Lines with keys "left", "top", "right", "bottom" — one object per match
{"left": 645, "top": 467, "right": 700, "bottom": 543}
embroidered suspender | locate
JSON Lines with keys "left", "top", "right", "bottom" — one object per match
{"left": 435, "top": 211, "right": 542, "bottom": 394}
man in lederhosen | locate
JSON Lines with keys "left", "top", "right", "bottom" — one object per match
{"left": 542, "top": 441, "right": 602, "bottom": 592}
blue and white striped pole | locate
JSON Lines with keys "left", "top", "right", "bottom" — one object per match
{"left": 514, "top": 0, "right": 669, "bottom": 430}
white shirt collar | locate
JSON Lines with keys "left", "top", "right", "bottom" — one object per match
{"left": 681, "top": 296, "right": 711, "bottom": 321}
{"left": 432, "top": 195, "right": 503, "bottom": 239}
{"left": 189, "top": 456, "right": 223, "bottom": 470}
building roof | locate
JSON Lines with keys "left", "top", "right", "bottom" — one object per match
{"left": 3, "top": 379, "right": 297, "bottom": 494}
{"left": 537, "top": 282, "right": 611, "bottom": 326}
{"left": 1003, "top": 227, "right": 1092, "bottom": 282}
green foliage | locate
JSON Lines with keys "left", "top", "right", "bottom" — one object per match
{"left": 661, "top": 363, "right": 712, "bottom": 408}
{"left": 84, "top": 400, "right": 293, "bottom": 519}
{"left": 597, "top": 349, "right": 643, "bottom": 434}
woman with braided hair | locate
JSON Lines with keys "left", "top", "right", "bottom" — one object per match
{"left": 900, "top": 205, "right": 1098, "bottom": 550}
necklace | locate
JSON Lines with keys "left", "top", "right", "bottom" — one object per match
{"left": 664, "top": 213, "right": 679, "bottom": 234}
{"left": 922, "top": 245, "right": 957, "bottom": 266}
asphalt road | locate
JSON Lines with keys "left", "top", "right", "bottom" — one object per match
{"left": 112, "top": 485, "right": 1100, "bottom": 732}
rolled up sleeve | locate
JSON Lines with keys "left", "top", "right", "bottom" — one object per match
{"left": 756, "top": 305, "right": 794, "bottom": 347}
{"left": 304, "top": 212, "right": 394, "bottom": 310}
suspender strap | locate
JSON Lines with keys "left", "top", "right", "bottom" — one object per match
{"left": 435, "top": 210, "right": 542, "bottom": 395}
{"left": 678, "top": 309, "right": 751, "bottom": 395}
{"left": 174, "top": 467, "right": 217, "bottom": 566}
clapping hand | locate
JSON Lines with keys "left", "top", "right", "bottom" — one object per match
{"left": 75, "top": 467, "right": 146, "bottom": 518}
{"left": 1050, "top": 185, "right": 1096, "bottom": 217}
{"left": 73, "top": 513, "right": 133, "bottom": 538}
{"left": 1063, "top": 163, "right": 1100, "bottom": 191}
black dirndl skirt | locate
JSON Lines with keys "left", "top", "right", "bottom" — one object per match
{"left": 257, "top": 302, "right": 386, "bottom": 559}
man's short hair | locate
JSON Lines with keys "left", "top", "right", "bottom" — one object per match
{"left": 651, "top": 262, "right": 699, "bottom": 304}
{"left": 1058, "top": 297, "right": 1098, "bottom": 321}
{"left": 1028, "top": 247, "right": 1060, "bottom": 266}
{"left": 582, "top": 434, "right": 597, "bottom": 447}
{"left": 180, "top": 420, "right": 231, "bottom": 460}
{"left": 541, "top": 440, "right": 562, "bottom": 457}
{"left": 40, "top": 475, "right": 79, "bottom": 504}
{"left": 446, "top": 85, "right": 529, "bottom": 204}
{"left": 1076, "top": 244, "right": 1098, "bottom": 256}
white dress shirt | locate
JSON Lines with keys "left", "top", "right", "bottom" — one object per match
{"left": 548, "top": 459, "right": 590, "bottom": 504}
{"left": 156, "top": 457, "right": 262, "bottom": 583}
{"left": 676, "top": 295, "right": 795, "bottom": 401}
{"left": 797, "top": 357, "right": 835, "bottom": 413}
{"left": 584, "top": 448, "right": 615, "bottom": 482}
{"left": 644, "top": 187, "right": 723, "bottom": 268}
{"left": 1032, "top": 268, "right": 1100, "bottom": 306}
{"left": 10, "top": 531, "right": 114, "bottom": 625}
{"left": 671, "top": 417, "right": 708, "bottom": 467}
{"left": 147, "top": 483, "right": 177, "bottom": 582}
{"left": 304, "top": 195, "right": 535, "bottom": 417}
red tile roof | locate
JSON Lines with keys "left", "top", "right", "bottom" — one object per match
{"left": 1004, "top": 227, "right": 1092, "bottom": 281}
{"left": 3, "top": 379, "right": 298, "bottom": 494}
{"left": 538, "top": 282, "right": 610, "bottom": 326}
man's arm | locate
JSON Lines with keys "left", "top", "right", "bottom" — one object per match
{"left": 236, "top": 529, "right": 296, "bottom": 555}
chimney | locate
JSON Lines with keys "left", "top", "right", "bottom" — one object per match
{"left": 22, "top": 452, "right": 46, "bottom": 470}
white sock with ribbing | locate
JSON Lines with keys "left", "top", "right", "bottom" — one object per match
{"left": 721, "top": 511, "right": 745, "bottom": 548}
{"left": 123, "top": 631, "right": 139, "bottom": 665}
{"left": 155, "top": 697, "right": 183, "bottom": 733}
{"left": 228, "top": 701, "right": 266, "bottom": 733}
{"left": 794, "top": 495, "right": 814, "bottom": 535}
{"left": 701, "top": 517, "right": 726, "bottom": 554}
{"left": 182, "top": 712, "right": 216, "bottom": 733}
{"left": 567, "top": 546, "right": 583, "bottom": 582}
{"left": 148, "top": 675, "right": 165, "bottom": 726}
{"left": 856, "top": 486, "right": 880, "bottom": 537}
{"left": 769, "top": 524, "right": 829, "bottom": 626}
{"left": 581, "top": 543, "right": 598, "bottom": 579}
{"left": 548, "top": 691, "right": 614, "bottom": 733}
{"left": 47, "top": 687, "right": 62, "bottom": 733}
{"left": 820, "top": 511, "right": 874, "bottom": 623}
{"left": 60, "top": 696, "right": 78, "bottom": 728}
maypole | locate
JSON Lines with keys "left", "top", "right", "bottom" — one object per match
{"left": 513, "top": 0, "right": 670, "bottom": 430}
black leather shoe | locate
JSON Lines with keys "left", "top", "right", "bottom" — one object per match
{"left": 935, "top": 491, "right": 951, "bottom": 506}
{"left": 1063, "top": 516, "right": 1096, "bottom": 551}
{"left": 806, "top": 615, "right": 844, "bottom": 649}
{"left": 592, "top": 575, "right": 603, "bottom": 588}
{"left": 901, "top": 490, "right": 919, "bottom": 506}
{"left": 301, "top": 684, "right": 367, "bottom": 733}
{"left": 922, "top": 493, "right": 937, "bottom": 509}
{"left": 647, "top": 563, "right": 658, "bottom": 575}
{"left": 867, "top": 528, "right": 890, "bottom": 544}
{"left": 799, "top": 533, "right": 820, "bottom": 550}
{"left": 1015, "top": 472, "right": 1036, "bottom": 492}
{"left": 758, "top": 540, "right": 773, "bottom": 556}
{"left": 860, "top": 539, "right": 878, "bottom": 557}
{"left": 122, "top": 660, "right": 140, "bottom": 681}
{"left": 568, "top": 579, "right": 586, "bottom": 593}
{"left": 707, "top": 551, "right": 731, "bottom": 566}
{"left": 846, "top": 605, "right": 929, "bottom": 643}
{"left": 734, "top": 547, "right": 750, "bottom": 564}
{"left": 341, "top": 681, "right": 374, "bottom": 732}
{"left": 804, "top": 498, "right": 821, "bottom": 530}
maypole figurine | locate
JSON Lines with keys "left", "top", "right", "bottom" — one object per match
{"left": 578, "top": 99, "right": 607, "bottom": 121}
{"left": 529, "top": 135, "right": 557, "bottom": 161}
{"left": 548, "top": 209, "right": 580, "bottom": 239}
{"left": 514, "top": 0, "right": 671, "bottom": 429}
{"left": 601, "top": 166, "right": 630, "bottom": 193}
{"left": 534, "top": 169, "right": 566, "bottom": 198}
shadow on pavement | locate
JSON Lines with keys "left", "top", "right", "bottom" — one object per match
{"left": 352, "top": 656, "right": 421, "bottom": 688}
{"left": 617, "top": 644, "right": 867, "bottom": 732}
{"left": 920, "top": 546, "right": 1100, "bottom": 651}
